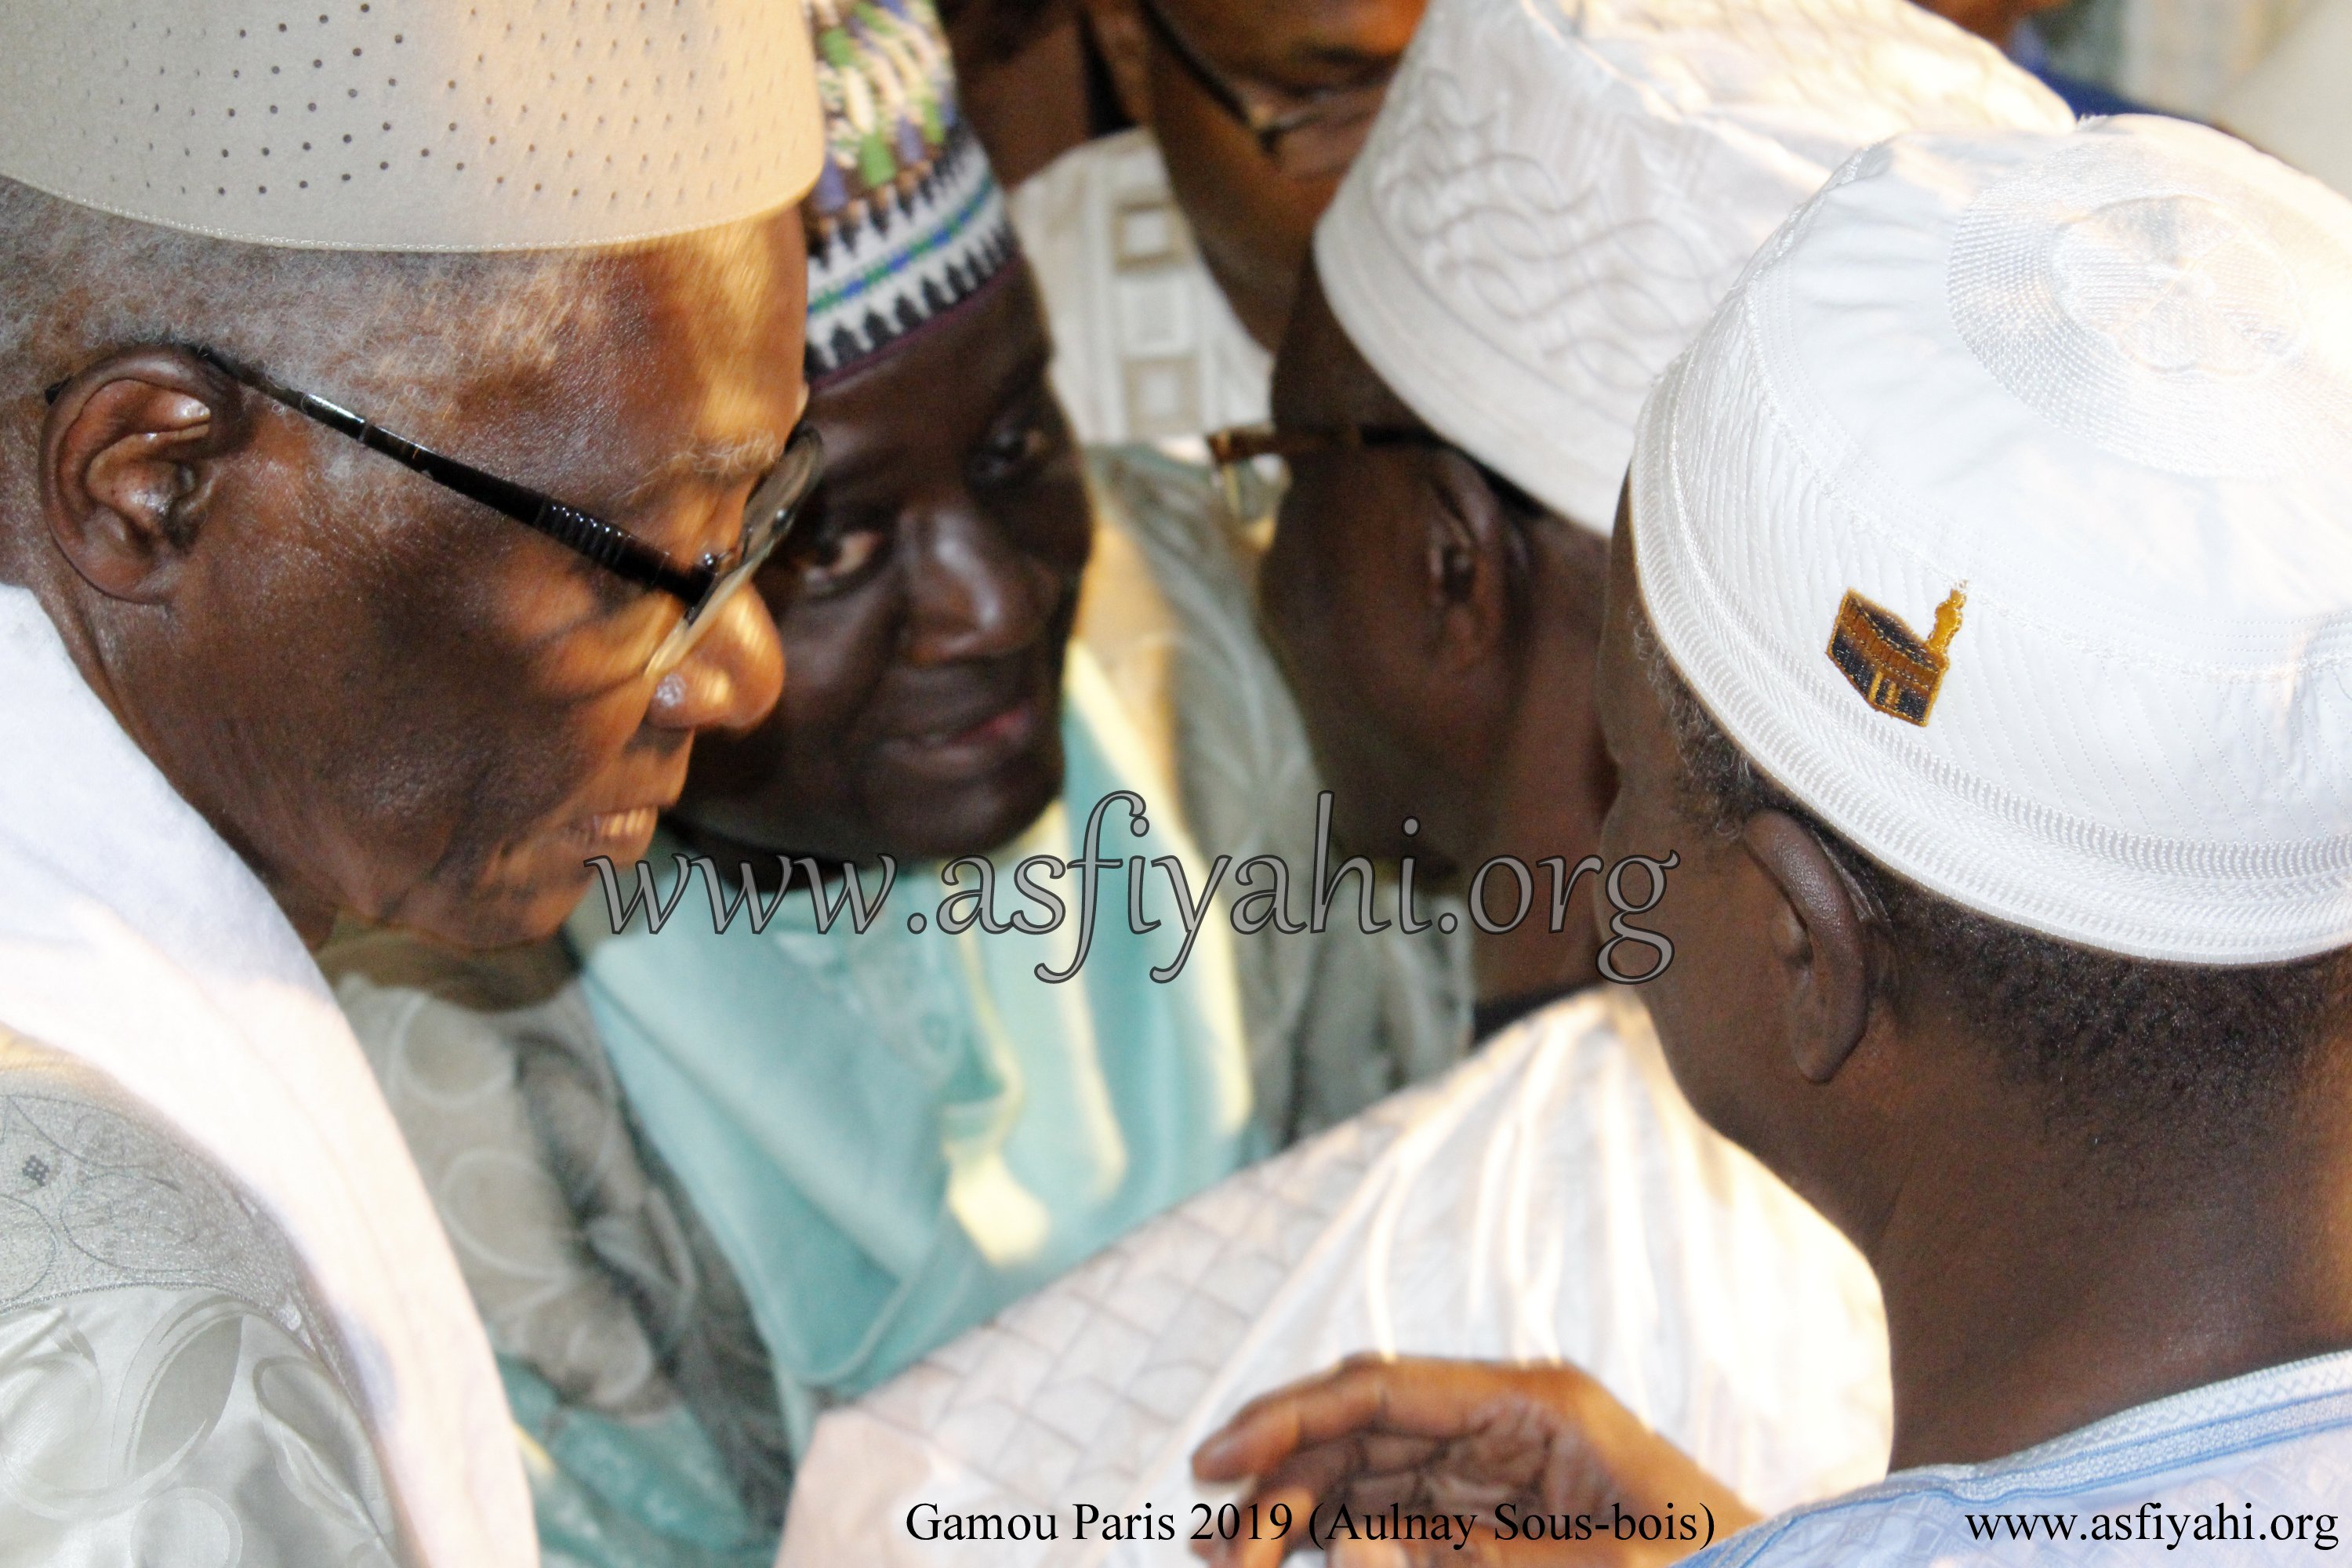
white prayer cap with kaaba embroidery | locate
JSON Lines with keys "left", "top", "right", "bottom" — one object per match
{"left": 1316, "top": 0, "right": 2071, "bottom": 535}
{"left": 0, "top": 0, "right": 823, "bottom": 252}
{"left": 1632, "top": 115, "right": 2352, "bottom": 965}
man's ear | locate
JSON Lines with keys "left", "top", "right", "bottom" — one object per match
{"left": 1422, "top": 456, "right": 1517, "bottom": 670}
{"left": 1074, "top": 0, "right": 1154, "bottom": 126}
{"left": 42, "top": 348, "right": 247, "bottom": 603}
{"left": 1740, "top": 810, "right": 1875, "bottom": 1084}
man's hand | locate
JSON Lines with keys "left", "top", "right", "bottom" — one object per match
{"left": 1188, "top": 1356, "right": 1760, "bottom": 1568}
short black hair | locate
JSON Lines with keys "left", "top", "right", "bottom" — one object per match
{"left": 1628, "top": 597, "right": 2350, "bottom": 1161}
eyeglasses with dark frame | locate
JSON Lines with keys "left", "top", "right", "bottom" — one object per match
{"left": 1207, "top": 423, "right": 1544, "bottom": 523}
{"left": 43, "top": 346, "right": 824, "bottom": 679}
{"left": 1134, "top": 0, "right": 1395, "bottom": 180}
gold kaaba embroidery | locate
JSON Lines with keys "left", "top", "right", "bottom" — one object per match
{"left": 1827, "top": 586, "right": 1966, "bottom": 726}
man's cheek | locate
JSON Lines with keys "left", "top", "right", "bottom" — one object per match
{"left": 1596, "top": 795, "right": 1632, "bottom": 871}
{"left": 1595, "top": 794, "right": 1650, "bottom": 927}
{"left": 402, "top": 840, "right": 604, "bottom": 949}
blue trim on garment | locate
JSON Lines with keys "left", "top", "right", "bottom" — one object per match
{"left": 1690, "top": 1350, "right": 2352, "bottom": 1566}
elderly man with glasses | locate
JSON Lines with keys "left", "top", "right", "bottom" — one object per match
{"left": 85, "top": 346, "right": 826, "bottom": 685}
{"left": 318, "top": 10, "right": 1490, "bottom": 1562}
{"left": 0, "top": 3, "right": 824, "bottom": 1562}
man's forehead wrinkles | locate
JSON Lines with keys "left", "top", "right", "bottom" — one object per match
{"left": 621, "top": 431, "right": 786, "bottom": 505}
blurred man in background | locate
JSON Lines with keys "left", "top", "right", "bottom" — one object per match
{"left": 1014, "top": 0, "right": 1425, "bottom": 443}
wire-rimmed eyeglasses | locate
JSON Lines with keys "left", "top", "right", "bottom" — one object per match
{"left": 1206, "top": 423, "right": 1544, "bottom": 525}
{"left": 45, "top": 347, "right": 824, "bottom": 679}
{"left": 1135, "top": 0, "right": 1395, "bottom": 180}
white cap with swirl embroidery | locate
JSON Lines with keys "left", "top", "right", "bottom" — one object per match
{"left": 1632, "top": 114, "right": 2352, "bottom": 964}
{"left": 1315, "top": 0, "right": 2071, "bottom": 534}
{"left": 0, "top": 0, "right": 823, "bottom": 252}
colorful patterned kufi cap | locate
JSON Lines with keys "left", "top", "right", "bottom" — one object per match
{"left": 802, "top": 0, "right": 1020, "bottom": 380}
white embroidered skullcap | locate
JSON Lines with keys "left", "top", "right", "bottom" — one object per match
{"left": 1316, "top": 0, "right": 2071, "bottom": 534}
{"left": 1632, "top": 115, "right": 2352, "bottom": 964}
{"left": 0, "top": 0, "right": 822, "bottom": 252}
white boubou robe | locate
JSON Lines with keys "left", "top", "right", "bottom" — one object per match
{"left": 0, "top": 583, "right": 533, "bottom": 1564}
{"left": 781, "top": 985, "right": 1893, "bottom": 1567}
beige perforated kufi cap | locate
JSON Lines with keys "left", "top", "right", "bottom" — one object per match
{"left": 1316, "top": 0, "right": 2071, "bottom": 534}
{"left": 1632, "top": 116, "right": 2352, "bottom": 964}
{"left": 0, "top": 0, "right": 823, "bottom": 251}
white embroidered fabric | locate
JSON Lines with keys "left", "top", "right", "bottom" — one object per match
{"left": 777, "top": 989, "right": 1890, "bottom": 1566}
{"left": 1945, "top": 135, "right": 2352, "bottom": 479}
{"left": 0, "top": 1033, "right": 405, "bottom": 1567}
{"left": 0, "top": 583, "right": 532, "bottom": 1565}
{"left": 1010, "top": 132, "right": 1272, "bottom": 447}
{"left": 328, "top": 933, "right": 793, "bottom": 1528}
{"left": 1316, "top": 0, "right": 2071, "bottom": 534}
{"left": 1693, "top": 1351, "right": 2352, "bottom": 1566}
{"left": 1632, "top": 116, "right": 2352, "bottom": 964}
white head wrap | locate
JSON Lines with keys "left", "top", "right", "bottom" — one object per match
{"left": 0, "top": 0, "right": 822, "bottom": 251}
{"left": 1632, "top": 114, "right": 2352, "bottom": 964}
{"left": 1315, "top": 0, "right": 2071, "bottom": 533}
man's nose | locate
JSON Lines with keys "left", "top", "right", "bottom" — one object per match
{"left": 646, "top": 589, "right": 786, "bottom": 735}
{"left": 904, "top": 506, "right": 1051, "bottom": 666}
